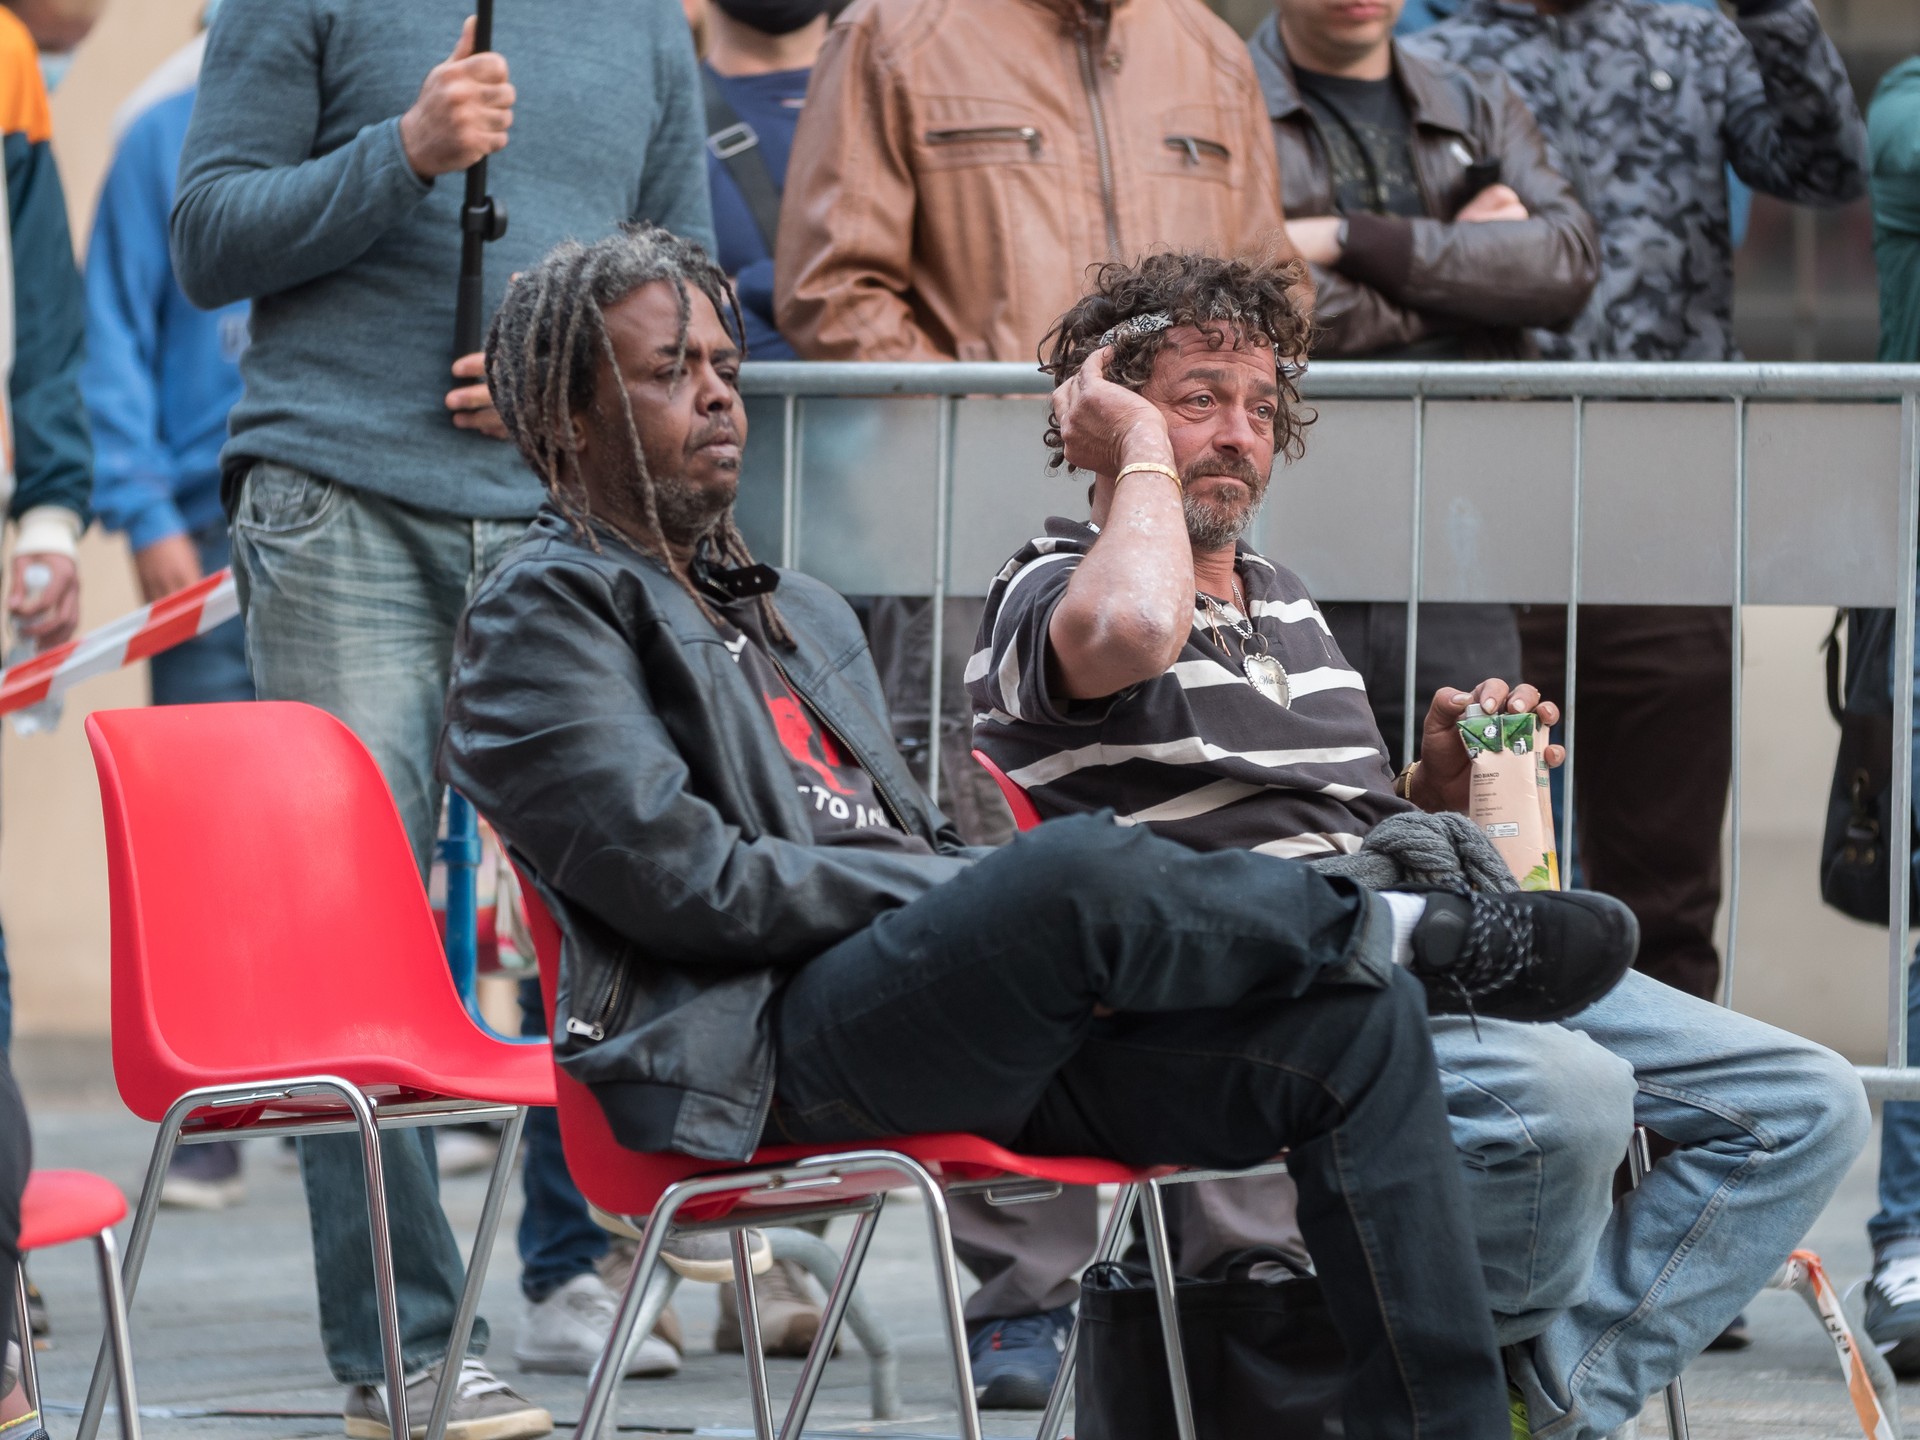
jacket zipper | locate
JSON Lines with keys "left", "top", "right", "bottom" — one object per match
{"left": 1164, "top": 136, "right": 1229, "bottom": 167}
{"left": 926, "top": 125, "right": 1043, "bottom": 158}
{"left": 766, "top": 650, "right": 914, "bottom": 837}
{"left": 569, "top": 962, "right": 624, "bottom": 1043}
{"left": 1075, "top": 23, "right": 1122, "bottom": 256}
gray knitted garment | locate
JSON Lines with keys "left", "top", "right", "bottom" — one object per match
{"left": 1307, "top": 811, "right": 1518, "bottom": 894}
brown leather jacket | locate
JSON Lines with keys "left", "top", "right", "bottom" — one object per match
{"left": 1248, "top": 16, "right": 1597, "bottom": 359}
{"left": 775, "top": 0, "right": 1295, "bottom": 363}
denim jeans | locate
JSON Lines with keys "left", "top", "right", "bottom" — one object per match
{"left": 517, "top": 979, "right": 609, "bottom": 1302}
{"left": 231, "top": 462, "right": 532, "bottom": 1383}
{"left": 767, "top": 816, "right": 1509, "bottom": 1440}
{"left": 1507, "top": 971, "right": 1869, "bottom": 1439}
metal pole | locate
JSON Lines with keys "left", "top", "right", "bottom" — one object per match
{"left": 1402, "top": 393, "right": 1426, "bottom": 769}
{"left": 780, "top": 394, "right": 799, "bottom": 569}
{"left": 1893, "top": 392, "right": 1919, "bottom": 1068}
{"left": 927, "top": 396, "right": 956, "bottom": 806}
{"left": 1723, "top": 397, "right": 1747, "bottom": 1010}
{"left": 440, "top": 792, "right": 481, "bottom": 1012}
{"left": 1561, "top": 396, "right": 1583, "bottom": 869}
{"left": 452, "top": 0, "right": 506, "bottom": 361}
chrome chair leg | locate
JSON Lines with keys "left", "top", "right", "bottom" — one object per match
{"left": 578, "top": 1194, "right": 685, "bottom": 1440}
{"left": 778, "top": 1205, "right": 886, "bottom": 1439}
{"left": 881, "top": 1157, "right": 984, "bottom": 1440}
{"left": 334, "top": 1084, "right": 412, "bottom": 1440}
{"left": 733, "top": 1229, "right": 777, "bottom": 1440}
{"left": 12, "top": 1261, "right": 36, "bottom": 1418}
{"left": 1036, "top": 1183, "right": 1140, "bottom": 1440}
{"left": 1139, "top": 1180, "right": 1198, "bottom": 1440}
{"left": 425, "top": 1106, "right": 529, "bottom": 1440}
{"left": 94, "top": 1229, "right": 143, "bottom": 1440}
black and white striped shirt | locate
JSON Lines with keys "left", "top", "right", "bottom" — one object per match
{"left": 968, "top": 517, "right": 1412, "bottom": 856}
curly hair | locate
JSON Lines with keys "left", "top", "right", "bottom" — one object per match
{"left": 1037, "top": 250, "right": 1316, "bottom": 471}
{"left": 485, "top": 222, "right": 790, "bottom": 646}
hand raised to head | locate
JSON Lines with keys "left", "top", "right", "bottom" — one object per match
{"left": 1051, "top": 345, "right": 1175, "bottom": 480}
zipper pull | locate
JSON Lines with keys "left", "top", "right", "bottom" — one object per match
{"left": 565, "top": 1017, "right": 606, "bottom": 1042}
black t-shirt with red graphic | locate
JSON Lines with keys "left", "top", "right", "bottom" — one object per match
{"left": 718, "top": 603, "right": 932, "bottom": 854}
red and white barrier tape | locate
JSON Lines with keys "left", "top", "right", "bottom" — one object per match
{"left": 0, "top": 567, "right": 237, "bottom": 719}
{"left": 1769, "top": 1249, "right": 1900, "bottom": 1440}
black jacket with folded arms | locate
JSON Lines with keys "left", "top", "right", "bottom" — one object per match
{"left": 437, "top": 507, "right": 973, "bottom": 1162}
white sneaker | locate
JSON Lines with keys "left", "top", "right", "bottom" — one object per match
{"left": 512, "top": 1274, "right": 679, "bottom": 1379}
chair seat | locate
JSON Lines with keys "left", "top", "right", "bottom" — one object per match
{"left": 582, "top": 1130, "right": 1177, "bottom": 1223}
{"left": 115, "top": 1039, "right": 556, "bottom": 1126}
{"left": 22, "top": 1171, "right": 127, "bottom": 1251}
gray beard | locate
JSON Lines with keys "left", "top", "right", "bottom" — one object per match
{"left": 1185, "top": 492, "right": 1260, "bottom": 551}
{"left": 653, "top": 472, "right": 737, "bottom": 548}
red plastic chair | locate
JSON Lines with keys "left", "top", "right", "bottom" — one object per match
{"left": 515, "top": 865, "right": 1285, "bottom": 1440}
{"left": 972, "top": 748, "right": 1044, "bottom": 831}
{"left": 80, "top": 702, "right": 556, "bottom": 1440}
{"left": 17, "top": 1171, "right": 139, "bottom": 1440}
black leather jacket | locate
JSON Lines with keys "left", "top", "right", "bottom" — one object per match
{"left": 438, "top": 508, "right": 972, "bottom": 1161}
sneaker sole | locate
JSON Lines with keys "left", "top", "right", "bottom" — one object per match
{"left": 158, "top": 1178, "right": 246, "bottom": 1212}
{"left": 512, "top": 1348, "right": 681, "bottom": 1379}
{"left": 974, "top": 1372, "right": 1058, "bottom": 1410}
{"left": 343, "top": 1404, "right": 554, "bottom": 1440}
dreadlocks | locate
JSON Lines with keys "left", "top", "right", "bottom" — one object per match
{"left": 485, "top": 222, "right": 792, "bottom": 646}
{"left": 1037, "top": 250, "right": 1316, "bottom": 471}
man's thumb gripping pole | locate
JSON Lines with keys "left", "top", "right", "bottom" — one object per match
{"left": 453, "top": 0, "right": 508, "bottom": 361}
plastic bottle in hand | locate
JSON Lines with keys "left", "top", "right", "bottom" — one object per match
{"left": 9, "top": 561, "right": 64, "bottom": 735}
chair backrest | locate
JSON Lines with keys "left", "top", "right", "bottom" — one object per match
{"left": 972, "top": 749, "right": 1043, "bottom": 832}
{"left": 86, "top": 702, "right": 473, "bottom": 1120}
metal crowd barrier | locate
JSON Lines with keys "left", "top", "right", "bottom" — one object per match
{"left": 734, "top": 359, "right": 1920, "bottom": 1096}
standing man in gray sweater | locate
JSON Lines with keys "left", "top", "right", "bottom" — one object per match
{"left": 171, "top": 4, "right": 713, "bottom": 1436}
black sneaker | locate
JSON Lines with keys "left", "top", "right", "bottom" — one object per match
{"left": 1865, "top": 1254, "right": 1920, "bottom": 1377}
{"left": 1407, "top": 889, "right": 1637, "bottom": 1023}
{"left": 967, "top": 1303, "right": 1073, "bottom": 1410}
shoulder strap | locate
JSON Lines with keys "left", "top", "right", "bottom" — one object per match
{"left": 700, "top": 68, "right": 785, "bottom": 256}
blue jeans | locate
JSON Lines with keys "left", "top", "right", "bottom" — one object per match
{"left": 231, "top": 462, "right": 534, "bottom": 1383}
{"left": 1497, "top": 971, "right": 1868, "bottom": 1439}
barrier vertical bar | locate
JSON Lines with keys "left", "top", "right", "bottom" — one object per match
{"left": 1402, "top": 393, "right": 1426, "bottom": 769}
{"left": 780, "top": 394, "right": 800, "bottom": 569}
{"left": 1893, "top": 392, "right": 1919, "bottom": 1068}
{"left": 927, "top": 396, "right": 956, "bottom": 807}
{"left": 1561, "top": 396, "right": 1583, "bottom": 869}
{"left": 1723, "top": 397, "right": 1747, "bottom": 1011}
{"left": 441, "top": 792, "right": 480, "bottom": 1012}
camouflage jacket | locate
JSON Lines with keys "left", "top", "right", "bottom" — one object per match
{"left": 1410, "top": 0, "right": 1868, "bottom": 359}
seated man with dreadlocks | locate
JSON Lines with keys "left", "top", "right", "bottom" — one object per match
{"left": 967, "top": 250, "right": 1874, "bottom": 1440}
{"left": 437, "top": 223, "right": 1645, "bottom": 1439}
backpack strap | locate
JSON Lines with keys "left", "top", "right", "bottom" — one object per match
{"left": 701, "top": 68, "right": 785, "bottom": 256}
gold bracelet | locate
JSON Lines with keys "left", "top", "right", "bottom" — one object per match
{"left": 1114, "top": 461, "right": 1183, "bottom": 493}
{"left": 1392, "top": 760, "right": 1421, "bottom": 800}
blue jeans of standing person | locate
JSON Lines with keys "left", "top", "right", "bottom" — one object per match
{"left": 231, "top": 461, "right": 537, "bottom": 1384}
{"left": 1501, "top": 971, "right": 1867, "bottom": 1440}
{"left": 517, "top": 978, "right": 609, "bottom": 1301}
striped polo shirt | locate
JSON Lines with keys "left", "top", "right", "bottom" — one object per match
{"left": 968, "top": 517, "right": 1413, "bottom": 856}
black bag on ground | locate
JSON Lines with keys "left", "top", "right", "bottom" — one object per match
{"left": 1074, "top": 1259, "right": 1344, "bottom": 1440}
{"left": 1820, "top": 608, "right": 1919, "bottom": 924}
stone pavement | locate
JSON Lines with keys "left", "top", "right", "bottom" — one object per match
{"left": 12, "top": 1039, "right": 1913, "bottom": 1439}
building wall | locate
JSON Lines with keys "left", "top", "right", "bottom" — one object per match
{"left": 4, "top": 0, "right": 1912, "bottom": 1064}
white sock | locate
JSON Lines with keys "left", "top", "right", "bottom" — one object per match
{"left": 1380, "top": 891, "right": 1428, "bottom": 967}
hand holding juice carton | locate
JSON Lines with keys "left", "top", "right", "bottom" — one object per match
{"left": 1456, "top": 703, "right": 1561, "bottom": 891}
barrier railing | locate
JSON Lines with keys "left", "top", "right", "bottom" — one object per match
{"left": 736, "top": 360, "right": 1920, "bottom": 1092}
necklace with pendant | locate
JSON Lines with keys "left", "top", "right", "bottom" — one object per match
{"left": 1198, "top": 578, "right": 1291, "bottom": 708}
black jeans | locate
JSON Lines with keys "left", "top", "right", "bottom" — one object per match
{"left": 767, "top": 816, "right": 1507, "bottom": 1440}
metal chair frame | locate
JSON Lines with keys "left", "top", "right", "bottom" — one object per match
{"left": 573, "top": 1150, "right": 1291, "bottom": 1440}
{"left": 76, "top": 1076, "right": 528, "bottom": 1440}
{"left": 18, "top": 1180, "right": 142, "bottom": 1440}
